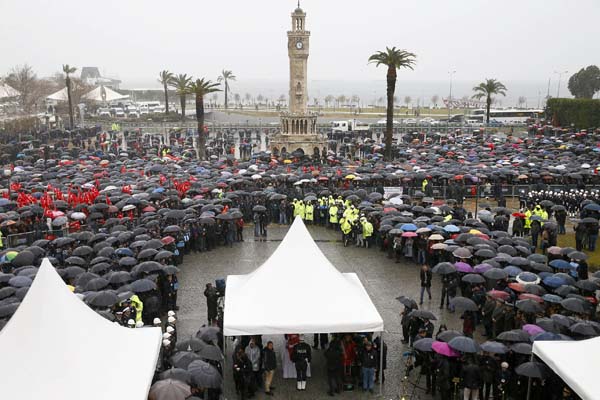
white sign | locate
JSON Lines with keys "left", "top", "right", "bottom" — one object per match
{"left": 383, "top": 186, "right": 403, "bottom": 200}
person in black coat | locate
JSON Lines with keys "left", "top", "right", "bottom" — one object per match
{"left": 419, "top": 264, "right": 433, "bottom": 305}
{"left": 204, "top": 283, "right": 218, "bottom": 324}
{"left": 460, "top": 359, "right": 481, "bottom": 400}
{"left": 325, "top": 338, "right": 344, "bottom": 396}
{"left": 262, "top": 341, "right": 277, "bottom": 396}
{"left": 373, "top": 336, "right": 387, "bottom": 384}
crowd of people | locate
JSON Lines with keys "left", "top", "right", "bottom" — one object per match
{"left": 0, "top": 124, "right": 599, "bottom": 399}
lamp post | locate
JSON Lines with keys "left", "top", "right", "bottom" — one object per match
{"left": 554, "top": 70, "right": 568, "bottom": 98}
{"left": 447, "top": 70, "right": 456, "bottom": 121}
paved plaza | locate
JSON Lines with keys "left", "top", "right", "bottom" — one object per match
{"left": 178, "top": 224, "right": 462, "bottom": 400}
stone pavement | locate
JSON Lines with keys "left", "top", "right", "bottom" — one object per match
{"left": 177, "top": 225, "right": 462, "bottom": 400}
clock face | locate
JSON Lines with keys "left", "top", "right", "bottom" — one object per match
{"left": 296, "top": 41, "right": 303, "bottom": 50}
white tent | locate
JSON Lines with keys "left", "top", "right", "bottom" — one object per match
{"left": 46, "top": 87, "right": 69, "bottom": 101}
{"left": 533, "top": 337, "right": 600, "bottom": 399}
{"left": 224, "top": 217, "right": 384, "bottom": 336}
{"left": 83, "top": 85, "right": 129, "bottom": 102}
{"left": 0, "top": 258, "right": 162, "bottom": 400}
{"left": 0, "top": 82, "right": 19, "bottom": 99}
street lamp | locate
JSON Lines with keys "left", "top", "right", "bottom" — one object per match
{"left": 554, "top": 70, "right": 568, "bottom": 98}
{"left": 447, "top": 70, "right": 457, "bottom": 122}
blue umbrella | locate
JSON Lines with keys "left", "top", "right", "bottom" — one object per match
{"left": 115, "top": 247, "right": 135, "bottom": 257}
{"left": 532, "top": 332, "right": 561, "bottom": 341}
{"left": 517, "top": 272, "right": 540, "bottom": 283}
{"left": 153, "top": 187, "right": 165, "bottom": 194}
{"left": 583, "top": 203, "right": 600, "bottom": 212}
{"left": 400, "top": 223, "right": 417, "bottom": 232}
{"left": 543, "top": 276, "right": 566, "bottom": 288}
{"left": 444, "top": 225, "right": 460, "bottom": 233}
{"left": 549, "top": 259, "right": 573, "bottom": 270}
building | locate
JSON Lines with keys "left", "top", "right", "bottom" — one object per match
{"left": 80, "top": 67, "right": 121, "bottom": 90}
{"left": 270, "top": 4, "right": 326, "bottom": 158}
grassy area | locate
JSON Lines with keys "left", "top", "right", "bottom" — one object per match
{"left": 556, "top": 234, "right": 600, "bottom": 270}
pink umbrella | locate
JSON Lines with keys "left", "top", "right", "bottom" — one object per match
{"left": 432, "top": 340, "right": 460, "bottom": 357}
{"left": 402, "top": 232, "right": 418, "bottom": 238}
{"left": 474, "top": 263, "right": 493, "bottom": 274}
{"left": 523, "top": 324, "right": 545, "bottom": 336}
{"left": 455, "top": 262, "right": 474, "bottom": 273}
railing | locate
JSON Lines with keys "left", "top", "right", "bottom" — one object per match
{"left": 5, "top": 225, "right": 89, "bottom": 248}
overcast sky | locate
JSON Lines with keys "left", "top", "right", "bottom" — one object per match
{"left": 2, "top": 0, "right": 599, "bottom": 89}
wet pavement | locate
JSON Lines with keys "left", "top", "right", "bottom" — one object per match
{"left": 178, "top": 224, "right": 462, "bottom": 400}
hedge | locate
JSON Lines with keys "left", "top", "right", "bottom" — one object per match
{"left": 546, "top": 98, "right": 600, "bottom": 129}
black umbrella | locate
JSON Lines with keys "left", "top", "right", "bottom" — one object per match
{"left": 432, "top": 262, "right": 456, "bottom": 275}
{"left": 510, "top": 342, "right": 532, "bottom": 355}
{"left": 155, "top": 250, "right": 174, "bottom": 261}
{"left": 550, "top": 314, "right": 573, "bottom": 328}
{"left": 160, "top": 368, "right": 192, "bottom": 385}
{"left": 413, "top": 338, "right": 434, "bottom": 352}
{"left": 176, "top": 338, "right": 205, "bottom": 352}
{"left": 196, "top": 326, "right": 221, "bottom": 342}
{"left": 408, "top": 310, "right": 437, "bottom": 320}
{"left": 108, "top": 271, "right": 132, "bottom": 285}
{"left": 138, "top": 248, "right": 159, "bottom": 259}
{"left": 187, "top": 360, "right": 223, "bottom": 388}
{"left": 561, "top": 297, "right": 586, "bottom": 313}
{"left": 130, "top": 278, "right": 157, "bottom": 293}
{"left": 516, "top": 299, "right": 544, "bottom": 314}
{"left": 448, "top": 336, "right": 480, "bottom": 353}
{"left": 497, "top": 329, "right": 530, "bottom": 342}
{"left": 171, "top": 351, "right": 201, "bottom": 369}
{"left": 462, "top": 274, "right": 486, "bottom": 284}
{"left": 8, "top": 275, "right": 32, "bottom": 288}
{"left": 569, "top": 322, "right": 598, "bottom": 336}
{"left": 480, "top": 341, "right": 508, "bottom": 354}
{"left": 197, "top": 343, "right": 224, "bottom": 361}
{"left": 85, "top": 277, "right": 109, "bottom": 291}
{"left": 0, "top": 286, "right": 16, "bottom": 300}
{"left": 72, "top": 246, "right": 94, "bottom": 257}
{"left": 135, "top": 261, "right": 163, "bottom": 274}
{"left": 12, "top": 251, "right": 35, "bottom": 267}
{"left": 450, "top": 296, "right": 479, "bottom": 311}
{"left": 437, "top": 330, "right": 464, "bottom": 342}
{"left": 252, "top": 205, "right": 267, "bottom": 213}
{"left": 0, "top": 302, "right": 20, "bottom": 317}
{"left": 86, "top": 290, "right": 119, "bottom": 307}
{"left": 515, "top": 362, "right": 549, "bottom": 379}
{"left": 63, "top": 266, "right": 86, "bottom": 279}
{"left": 484, "top": 268, "right": 508, "bottom": 280}
{"left": 65, "top": 256, "right": 86, "bottom": 266}
{"left": 395, "top": 295, "right": 418, "bottom": 309}
{"left": 119, "top": 257, "right": 138, "bottom": 267}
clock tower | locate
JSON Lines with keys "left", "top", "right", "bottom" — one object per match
{"left": 270, "top": 3, "right": 325, "bottom": 158}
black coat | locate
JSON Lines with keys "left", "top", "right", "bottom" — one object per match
{"left": 420, "top": 269, "right": 433, "bottom": 287}
{"left": 461, "top": 363, "right": 482, "bottom": 389}
{"left": 325, "top": 342, "right": 344, "bottom": 371}
{"left": 360, "top": 347, "right": 379, "bottom": 369}
{"left": 262, "top": 348, "right": 277, "bottom": 371}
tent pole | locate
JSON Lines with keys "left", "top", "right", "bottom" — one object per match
{"left": 526, "top": 353, "right": 534, "bottom": 400}
{"left": 379, "top": 331, "right": 384, "bottom": 396}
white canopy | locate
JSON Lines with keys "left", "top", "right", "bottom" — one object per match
{"left": 0, "top": 258, "right": 162, "bottom": 400}
{"left": 46, "top": 87, "right": 69, "bottom": 101}
{"left": 224, "top": 217, "right": 384, "bottom": 336}
{"left": 83, "top": 85, "right": 129, "bottom": 102}
{"left": 0, "top": 83, "right": 19, "bottom": 99}
{"left": 533, "top": 337, "right": 600, "bottom": 399}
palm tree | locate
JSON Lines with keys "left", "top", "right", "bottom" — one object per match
{"left": 158, "top": 70, "right": 174, "bottom": 114}
{"left": 518, "top": 96, "right": 527, "bottom": 108}
{"left": 404, "top": 96, "right": 412, "bottom": 109}
{"left": 244, "top": 93, "right": 252, "bottom": 105}
{"left": 472, "top": 78, "right": 507, "bottom": 124}
{"left": 257, "top": 94, "right": 264, "bottom": 107}
{"left": 431, "top": 95, "right": 439, "bottom": 108}
{"left": 62, "top": 64, "right": 77, "bottom": 128}
{"left": 189, "top": 78, "right": 221, "bottom": 160}
{"left": 217, "top": 70, "right": 236, "bottom": 109}
{"left": 234, "top": 93, "right": 241, "bottom": 108}
{"left": 325, "top": 95, "right": 334, "bottom": 108}
{"left": 169, "top": 74, "right": 192, "bottom": 120}
{"left": 369, "top": 47, "right": 416, "bottom": 160}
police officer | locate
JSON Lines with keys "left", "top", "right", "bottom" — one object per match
{"left": 291, "top": 334, "right": 312, "bottom": 391}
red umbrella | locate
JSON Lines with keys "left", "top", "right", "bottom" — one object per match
{"left": 508, "top": 283, "right": 525, "bottom": 293}
{"left": 162, "top": 236, "right": 175, "bottom": 245}
{"left": 487, "top": 290, "right": 510, "bottom": 300}
{"left": 519, "top": 293, "right": 543, "bottom": 303}
{"left": 143, "top": 206, "right": 156, "bottom": 213}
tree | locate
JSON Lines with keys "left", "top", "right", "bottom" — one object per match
{"left": 336, "top": 95, "right": 346, "bottom": 109}
{"left": 404, "top": 96, "right": 412, "bottom": 108}
{"left": 278, "top": 94, "right": 286, "bottom": 105}
{"left": 5, "top": 64, "right": 39, "bottom": 113}
{"left": 211, "top": 93, "right": 218, "bottom": 107}
{"left": 325, "top": 95, "right": 334, "bottom": 108}
{"left": 234, "top": 93, "right": 241, "bottom": 107}
{"left": 568, "top": 66, "right": 600, "bottom": 99}
{"left": 431, "top": 95, "right": 439, "bottom": 108}
{"left": 169, "top": 74, "right": 192, "bottom": 120}
{"left": 61, "top": 65, "right": 77, "bottom": 128}
{"left": 351, "top": 94, "right": 360, "bottom": 106}
{"left": 518, "top": 96, "right": 527, "bottom": 108}
{"left": 369, "top": 47, "right": 416, "bottom": 160}
{"left": 158, "top": 70, "right": 174, "bottom": 114}
{"left": 217, "top": 70, "right": 236, "bottom": 109}
{"left": 189, "top": 78, "right": 221, "bottom": 160}
{"left": 257, "top": 94, "right": 264, "bottom": 106}
{"left": 244, "top": 93, "right": 252, "bottom": 105}
{"left": 472, "top": 78, "right": 507, "bottom": 124}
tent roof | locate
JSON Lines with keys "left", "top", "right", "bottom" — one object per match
{"left": 0, "top": 83, "right": 20, "bottom": 99}
{"left": 224, "top": 217, "right": 384, "bottom": 336}
{"left": 46, "top": 87, "right": 69, "bottom": 101}
{"left": 83, "top": 85, "right": 129, "bottom": 102}
{"left": 0, "top": 258, "right": 162, "bottom": 400}
{"left": 533, "top": 337, "right": 600, "bottom": 399}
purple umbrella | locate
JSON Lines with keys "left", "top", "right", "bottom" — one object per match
{"left": 432, "top": 341, "right": 460, "bottom": 357}
{"left": 522, "top": 324, "right": 545, "bottom": 336}
{"left": 474, "top": 263, "right": 493, "bottom": 274}
{"left": 455, "top": 262, "right": 474, "bottom": 273}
